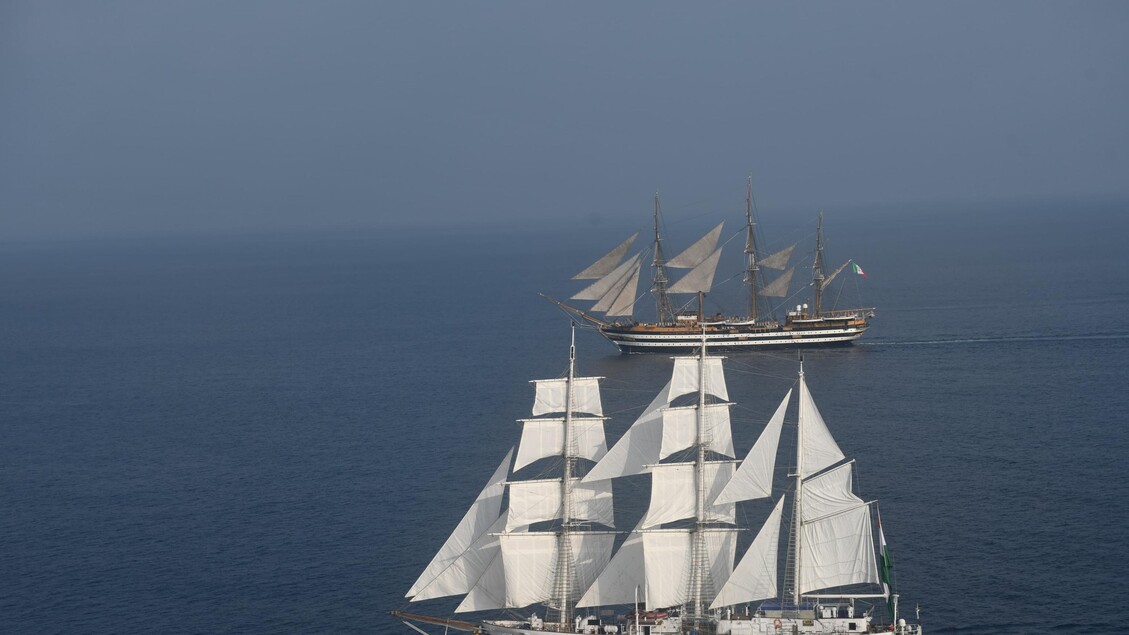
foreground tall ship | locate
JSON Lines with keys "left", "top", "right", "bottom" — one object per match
{"left": 546, "top": 181, "right": 874, "bottom": 353}
{"left": 393, "top": 328, "right": 922, "bottom": 635}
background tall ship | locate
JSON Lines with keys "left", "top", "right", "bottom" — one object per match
{"left": 546, "top": 181, "right": 875, "bottom": 353}
{"left": 392, "top": 329, "right": 922, "bottom": 635}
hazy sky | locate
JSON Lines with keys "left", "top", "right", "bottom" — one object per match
{"left": 2, "top": 2, "right": 1127, "bottom": 238}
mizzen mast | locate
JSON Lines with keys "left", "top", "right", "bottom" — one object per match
{"left": 743, "top": 177, "right": 760, "bottom": 322}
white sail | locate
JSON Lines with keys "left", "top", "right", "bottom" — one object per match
{"left": 758, "top": 243, "right": 795, "bottom": 270}
{"left": 640, "top": 461, "right": 736, "bottom": 528}
{"left": 712, "top": 389, "right": 790, "bottom": 505}
{"left": 582, "top": 381, "right": 671, "bottom": 482}
{"left": 505, "top": 478, "right": 613, "bottom": 531}
{"left": 710, "top": 496, "right": 786, "bottom": 608}
{"left": 414, "top": 514, "right": 506, "bottom": 602}
{"left": 667, "top": 223, "right": 724, "bottom": 268}
{"left": 407, "top": 448, "right": 513, "bottom": 597}
{"left": 659, "top": 404, "right": 735, "bottom": 460}
{"left": 575, "top": 523, "right": 645, "bottom": 608}
{"left": 499, "top": 532, "right": 615, "bottom": 608}
{"left": 572, "top": 253, "right": 641, "bottom": 302}
{"left": 759, "top": 267, "right": 794, "bottom": 297}
{"left": 603, "top": 260, "right": 641, "bottom": 317}
{"left": 667, "top": 247, "right": 723, "bottom": 294}
{"left": 514, "top": 417, "right": 608, "bottom": 472}
{"left": 531, "top": 377, "right": 603, "bottom": 416}
{"left": 455, "top": 541, "right": 507, "bottom": 612}
{"left": 670, "top": 356, "right": 729, "bottom": 401}
{"left": 641, "top": 528, "right": 737, "bottom": 609}
{"left": 799, "top": 504, "right": 879, "bottom": 594}
{"left": 573, "top": 233, "right": 639, "bottom": 280}
{"left": 799, "top": 376, "right": 844, "bottom": 477}
{"left": 801, "top": 462, "right": 860, "bottom": 522}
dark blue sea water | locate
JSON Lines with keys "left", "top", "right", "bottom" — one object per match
{"left": 3, "top": 202, "right": 1128, "bottom": 634}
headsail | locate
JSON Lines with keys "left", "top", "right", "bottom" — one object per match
{"left": 572, "top": 232, "right": 638, "bottom": 280}
{"left": 710, "top": 496, "right": 786, "bottom": 608}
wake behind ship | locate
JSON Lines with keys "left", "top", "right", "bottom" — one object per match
{"left": 546, "top": 180, "right": 874, "bottom": 353}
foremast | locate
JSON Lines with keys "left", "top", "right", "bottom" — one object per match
{"left": 552, "top": 324, "right": 580, "bottom": 626}
{"left": 811, "top": 211, "right": 826, "bottom": 318}
{"left": 651, "top": 194, "right": 675, "bottom": 325}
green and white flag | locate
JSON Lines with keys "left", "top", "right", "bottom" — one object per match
{"left": 878, "top": 510, "right": 894, "bottom": 618}
{"left": 851, "top": 261, "right": 868, "bottom": 278}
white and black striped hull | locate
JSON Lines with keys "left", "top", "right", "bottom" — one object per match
{"left": 599, "top": 323, "right": 868, "bottom": 353}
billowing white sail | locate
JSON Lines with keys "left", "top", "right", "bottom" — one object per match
{"left": 499, "top": 532, "right": 615, "bottom": 608}
{"left": 532, "top": 377, "right": 603, "bottom": 416}
{"left": 640, "top": 461, "right": 736, "bottom": 528}
{"left": 407, "top": 448, "right": 513, "bottom": 597}
{"left": 575, "top": 523, "right": 645, "bottom": 608}
{"left": 455, "top": 542, "right": 506, "bottom": 612}
{"left": 667, "top": 223, "right": 724, "bottom": 268}
{"left": 659, "top": 404, "right": 735, "bottom": 460}
{"left": 801, "top": 462, "right": 860, "bottom": 522}
{"left": 710, "top": 496, "right": 786, "bottom": 608}
{"left": 670, "top": 356, "right": 729, "bottom": 401}
{"left": 582, "top": 381, "right": 671, "bottom": 482}
{"left": 514, "top": 417, "right": 608, "bottom": 472}
{"left": 713, "top": 389, "right": 790, "bottom": 505}
{"left": 573, "top": 233, "right": 639, "bottom": 280}
{"left": 505, "top": 478, "right": 613, "bottom": 531}
{"left": 758, "top": 243, "right": 796, "bottom": 270}
{"left": 799, "top": 376, "right": 844, "bottom": 477}
{"left": 799, "top": 504, "right": 879, "bottom": 593}
{"left": 571, "top": 253, "right": 641, "bottom": 302}
{"left": 759, "top": 267, "right": 794, "bottom": 298}
{"left": 641, "top": 528, "right": 738, "bottom": 609}
{"left": 414, "top": 514, "right": 506, "bottom": 602}
{"left": 667, "top": 247, "right": 723, "bottom": 294}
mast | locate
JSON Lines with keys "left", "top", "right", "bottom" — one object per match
{"left": 792, "top": 358, "right": 805, "bottom": 606}
{"left": 689, "top": 329, "right": 709, "bottom": 618}
{"left": 743, "top": 177, "right": 759, "bottom": 321}
{"left": 553, "top": 324, "right": 578, "bottom": 626}
{"left": 651, "top": 194, "right": 675, "bottom": 324}
{"left": 811, "top": 211, "right": 825, "bottom": 318}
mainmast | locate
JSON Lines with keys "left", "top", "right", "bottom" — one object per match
{"left": 791, "top": 358, "right": 806, "bottom": 606}
{"left": 651, "top": 194, "right": 675, "bottom": 324}
{"left": 811, "top": 211, "right": 825, "bottom": 318}
{"left": 743, "top": 177, "right": 759, "bottom": 321}
{"left": 686, "top": 329, "right": 711, "bottom": 622}
{"left": 553, "top": 324, "right": 579, "bottom": 626}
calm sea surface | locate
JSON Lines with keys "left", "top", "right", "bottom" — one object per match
{"left": 2, "top": 202, "right": 1128, "bottom": 634}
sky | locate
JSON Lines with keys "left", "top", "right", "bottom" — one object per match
{"left": 2, "top": 1, "right": 1127, "bottom": 239}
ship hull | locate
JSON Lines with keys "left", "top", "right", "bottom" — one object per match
{"left": 598, "top": 317, "right": 871, "bottom": 353}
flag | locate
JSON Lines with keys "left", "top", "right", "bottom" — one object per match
{"left": 878, "top": 510, "right": 894, "bottom": 618}
{"left": 851, "top": 261, "right": 868, "bottom": 278}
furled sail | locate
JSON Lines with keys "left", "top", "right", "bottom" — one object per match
{"left": 572, "top": 232, "right": 639, "bottom": 280}
{"left": 407, "top": 448, "right": 513, "bottom": 597}
{"left": 712, "top": 389, "right": 791, "bottom": 505}
{"left": 758, "top": 243, "right": 796, "bottom": 270}
{"left": 799, "top": 377, "right": 845, "bottom": 477}
{"left": 531, "top": 377, "right": 603, "bottom": 416}
{"left": 710, "top": 496, "right": 786, "bottom": 608}
{"left": 505, "top": 478, "right": 614, "bottom": 531}
{"left": 759, "top": 267, "right": 794, "bottom": 298}
{"left": 667, "top": 247, "right": 723, "bottom": 294}
{"left": 499, "top": 532, "right": 615, "bottom": 609}
{"left": 667, "top": 223, "right": 724, "bottom": 268}
{"left": 514, "top": 417, "right": 608, "bottom": 472}
{"left": 639, "top": 461, "right": 736, "bottom": 528}
{"left": 821, "top": 260, "right": 852, "bottom": 288}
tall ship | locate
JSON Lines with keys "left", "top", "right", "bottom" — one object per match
{"left": 392, "top": 328, "right": 922, "bottom": 635}
{"left": 545, "top": 180, "right": 875, "bottom": 353}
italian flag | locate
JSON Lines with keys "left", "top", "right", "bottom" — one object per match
{"left": 878, "top": 510, "right": 894, "bottom": 618}
{"left": 851, "top": 261, "right": 867, "bottom": 278}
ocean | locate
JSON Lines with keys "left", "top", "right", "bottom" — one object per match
{"left": 2, "top": 201, "right": 1127, "bottom": 634}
